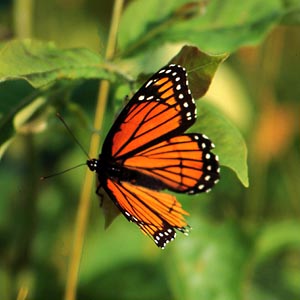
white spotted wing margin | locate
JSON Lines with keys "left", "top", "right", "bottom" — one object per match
{"left": 153, "top": 225, "right": 190, "bottom": 249}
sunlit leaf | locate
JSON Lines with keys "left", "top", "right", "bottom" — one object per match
{"left": 0, "top": 39, "right": 112, "bottom": 88}
{"left": 118, "top": 0, "right": 189, "bottom": 56}
{"left": 191, "top": 101, "right": 249, "bottom": 187}
{"left": 170, "top": 45, "right": 228, "bottom": 99}
{"left": 118, "top": 0, "right": 286, "bottom": 57}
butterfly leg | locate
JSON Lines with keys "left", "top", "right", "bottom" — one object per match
{"left": 96, "top": 184, "right": 104, "bottom": 207}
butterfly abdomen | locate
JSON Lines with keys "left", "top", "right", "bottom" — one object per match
{"left": 105, "top": 163, "right": 166, "bottom": 190}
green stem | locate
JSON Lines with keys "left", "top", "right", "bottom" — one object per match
{"left": 64, "top": 1, "right": 124, "bottom": 300}
{"left": 13, "top": 0, "right": 34, "bottom": 38}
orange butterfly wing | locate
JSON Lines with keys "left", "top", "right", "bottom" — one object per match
{"left": 103, "top": 64, "right": 196, "bottom": 159}
{"left": 123, "top": 134, "right": 219, "bottom": 193}
{"left": 104, "top": 178, "right": 189, "bottom": 248}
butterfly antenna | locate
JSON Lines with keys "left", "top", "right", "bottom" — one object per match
{"left": 56, "top": 112, "right": 90, "bottom": 159}
{"left": 40, "top": 163, "right": 87, "bottom": 180}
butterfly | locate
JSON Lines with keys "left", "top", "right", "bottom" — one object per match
{"left": 87, "top": 64, "right": 220, "bottom": 248}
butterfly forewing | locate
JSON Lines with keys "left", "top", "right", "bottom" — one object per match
{"left": 102, "top": 64, "right": 197, "bottom": 160}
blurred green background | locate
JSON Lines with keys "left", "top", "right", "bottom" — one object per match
{"left": 0, "top": 0, "right": 300, "bottom": 300}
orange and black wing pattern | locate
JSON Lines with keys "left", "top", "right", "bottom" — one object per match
{"left": 123, "top": 133, "right": 219, "bottom": 194}
{"left": 103, "top": 178, "right": 190, "bottom": 248}
{"left": 102, "top": 64, "right": 196, "bottom": 159}
{"left": 88, "top": 64, "right": 220, "bottom": 248}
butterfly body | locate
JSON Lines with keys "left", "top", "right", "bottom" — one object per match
{"left": 87, "top": 157, "right": 164, "bottom": 189}
{"left": 87, "top": 64, "right": 220, "bottom": 248}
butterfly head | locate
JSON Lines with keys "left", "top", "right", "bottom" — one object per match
{"left": 87, "top": 158, "right": 100, "bottom": 172}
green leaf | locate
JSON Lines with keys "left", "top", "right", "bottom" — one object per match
{"left": 118, "top": 0, "right": 286, "bottom": 57}
{"left": 118, "top": 0, "right": 188, "bottom": 56}
{"left": 170, "top": 45, "right": 228, "bottom": 99}
{"left": 191, "top": 101, "right": 249, "bottom": 187}
{"left": 132, "top": 45, "right": 228, "bottom": 99}
{"left": 165, "top": 0, "right": 283, "bottom": 53}
{"left": 0, "top": 39, "right": 112, "bottom": 88}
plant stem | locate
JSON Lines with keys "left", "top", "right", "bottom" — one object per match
{"left": 13, "top": 0, "right": 34, "bottom": 38}
{"left": 64, "top": 1, "right": 124, "bottom": 300}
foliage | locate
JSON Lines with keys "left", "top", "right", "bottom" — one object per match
{"left": 0, "top": 1, "right": 299, "bottom": 300}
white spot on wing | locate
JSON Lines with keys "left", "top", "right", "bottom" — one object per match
{"left": 198, "top": 184, "right": 204, "bottom": 190}
{"left": 205, "top": 175, "right": 211, "bottom": 181}
{"left": 145, "top": 79, "right": 153, "bottom": 88}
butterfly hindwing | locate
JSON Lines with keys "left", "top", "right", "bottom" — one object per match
{"left": 103, "top": 178, "right": 190, "bottom": 248}
{"left": 123, "top": 133, "right": 220, "bottom": 194}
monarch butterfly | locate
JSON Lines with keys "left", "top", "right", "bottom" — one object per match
{"left": 87, "top": 64, "right": 220, "bottom": 248}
